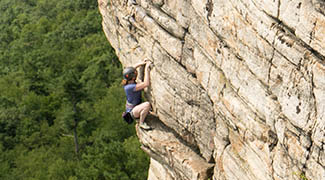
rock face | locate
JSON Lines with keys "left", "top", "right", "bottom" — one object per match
{"left": 98, "top": 0, "right": 325, "bottom": 179}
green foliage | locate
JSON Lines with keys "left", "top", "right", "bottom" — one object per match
{"left": 76, "top": 134, "right": 149, "bottom": 180}
{"left": 123, "top": 136, "right": 150, "bottom": 179}
{"left": 299, "top": 172, "right": 309, "bottom": 180}
{"left": 0, "top": 0, "right": 149, "bottom": 179}
{"left": 293, "top": 171, "right": 309, "bottom": 180}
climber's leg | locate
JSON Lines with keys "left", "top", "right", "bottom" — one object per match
{"left": 131, "top": 102, "right": 151, "bottom": 128}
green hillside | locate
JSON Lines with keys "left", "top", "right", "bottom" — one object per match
{"left": 0, "top": 0, "right": 149, "bottom": 179}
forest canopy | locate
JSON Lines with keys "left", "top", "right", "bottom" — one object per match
{"left": 0, "top": 0, "right": 149, "bottom": 179}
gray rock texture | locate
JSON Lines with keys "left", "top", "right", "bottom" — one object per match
{"left": 98, "top": 0, "right": 325, "bottom": 179}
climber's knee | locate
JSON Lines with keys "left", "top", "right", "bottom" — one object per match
{"left": 144, "top": 102, "right": 151, "bottom": 111}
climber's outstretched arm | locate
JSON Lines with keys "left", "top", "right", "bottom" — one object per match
{"left": 133, "top": 58, "right": 151, "bottom": 68}
{"left": 135, "top": 60, "right": 152, "bottom": 91}
{"left": 133, "top": 61, "right": 146, "bottom": 69}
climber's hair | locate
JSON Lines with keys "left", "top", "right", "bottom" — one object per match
{"left": 121, "top": 79, "right": 137, "bottom": 86}
{"left": 121, "top": 79, "right": 128, "bottom": 86}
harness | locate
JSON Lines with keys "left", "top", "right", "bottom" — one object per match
{"left": 123, "top": 101, "right": 138, "bottom": 124}
{"left": 126, "top": 101, "right": 136, "bottom": 110}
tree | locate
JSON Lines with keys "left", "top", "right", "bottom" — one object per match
{"left": 0, "top": 0, "right": 149, "bottom": 178}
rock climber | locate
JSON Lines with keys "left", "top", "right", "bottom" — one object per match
{"left": 121, "top": 58, "right": 152, "bottom": 130}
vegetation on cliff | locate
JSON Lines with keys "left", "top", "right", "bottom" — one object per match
{"left": 0, "top": 0, "right": 149, "bottom": 179}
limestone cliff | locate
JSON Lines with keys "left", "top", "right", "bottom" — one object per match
{"left": 98, "top": 0, "right": 325, "bottom": 179}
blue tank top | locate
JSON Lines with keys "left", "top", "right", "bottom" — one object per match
{"left": 124, "top": 83, "right": 141, "bottom": 112}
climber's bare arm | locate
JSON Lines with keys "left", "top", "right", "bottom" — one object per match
{"left": 133, "top": 58, "right": 151, "bottom": 69}
{"left": 133, "top": 61, "right": 146, "bottom": 69}
{"left": 135, "top": 61, "right": 152, "bottom": 91}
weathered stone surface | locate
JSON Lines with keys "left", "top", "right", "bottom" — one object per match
{"left": 148, "top": 158, "right": 175, "bottom": 180}
{"left": 306, "top": 158, "right": 325, "bottom": 180}
{"left": 98, "top": 0, "right": 325, "bottom": 179}
{"left": 137, "top": 116, "right": 214, "bottom": 180}
{"left": 272, "top": 143, "right": 301, "bottom": 180}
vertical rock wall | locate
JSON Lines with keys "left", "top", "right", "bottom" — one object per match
{"left": 98, "top": 0, "right": 325, "bottom": 179}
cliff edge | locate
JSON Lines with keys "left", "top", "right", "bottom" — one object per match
{"left": 98, "top": 0, "right": 325, "bottom": 179}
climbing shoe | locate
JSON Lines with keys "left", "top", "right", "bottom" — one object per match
{"left": 140, "top": 122, "right": 151, "bottom": 130}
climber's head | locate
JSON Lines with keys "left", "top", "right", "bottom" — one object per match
{"left": 123, "top": 67, "right": 137, "bottom": 81}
